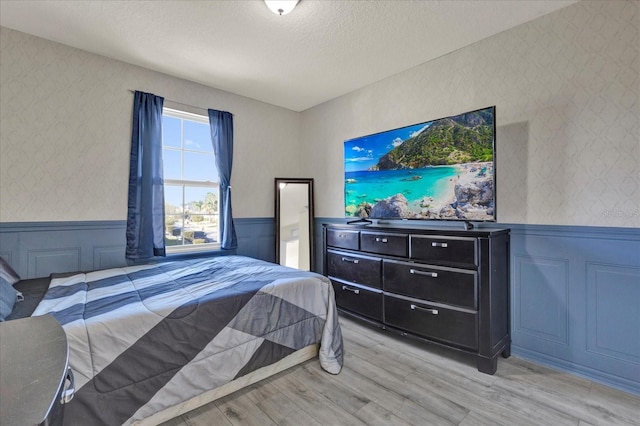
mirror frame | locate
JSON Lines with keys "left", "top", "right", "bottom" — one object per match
{"left": 274, "top": 178, "right": 315, "bottom": 271}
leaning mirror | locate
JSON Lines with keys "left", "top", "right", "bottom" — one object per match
{"left": 275, "top": 178, "right": 314, "bottom": 271}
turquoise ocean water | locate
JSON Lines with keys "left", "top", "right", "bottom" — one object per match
{"left": 345, "top": 166, "right": 458, "bottom": 214}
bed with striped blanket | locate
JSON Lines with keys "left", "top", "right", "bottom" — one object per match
{"left": 31, "top": 255, "right": 343, "bottom": 425}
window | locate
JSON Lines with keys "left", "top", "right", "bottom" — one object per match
{"left": 162, "top": 108, "right": 220, "bottom": 251}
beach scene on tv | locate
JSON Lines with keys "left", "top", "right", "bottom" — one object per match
{"left": 344, "top": 107, "right": 495, "bottom": 221}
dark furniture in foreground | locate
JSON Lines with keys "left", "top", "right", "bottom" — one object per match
{"left": 0, "top": 315, "right": 73, "bottom": 426}
{"left": 324, "top": 223, "right": 510, "bottom": 374}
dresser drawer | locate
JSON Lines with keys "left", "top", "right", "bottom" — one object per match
{"left": 327, "top": 250, "right": 382, "bottom": 289}
{"left": 361, "top": 231, "right": 408, "bottom": 257}
{"left": 383, "top": 260, "right": 477, "bottom": 309}
{"left": 410, "top": 235, "right": 477, "bottom": 267}
{"left": 384, "top": 295, "right": 478, "bottom": 350}
{"left": 326, "top": 228, "right": 359, "bottom": 250}
{"left": 332, "top": 279, "right": 383, "bottom": 322}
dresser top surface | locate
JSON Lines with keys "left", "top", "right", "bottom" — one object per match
{"left": 324, "top": 223, "right": 509, "bottom": 238}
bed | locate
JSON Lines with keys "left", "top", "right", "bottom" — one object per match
{"left": 13, "top": 255, "right": 343, "bottom": 425}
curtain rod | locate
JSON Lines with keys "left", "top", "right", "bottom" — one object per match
{"left": 128, "top": 90, "right": 207, "bottom": 112}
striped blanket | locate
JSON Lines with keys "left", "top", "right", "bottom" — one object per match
{"left": 32, "top": 255, "right": 343, "bottom": 425}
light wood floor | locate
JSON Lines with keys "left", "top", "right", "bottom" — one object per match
{"left": 161, "top": 316, "right": 639, "bottom": 426}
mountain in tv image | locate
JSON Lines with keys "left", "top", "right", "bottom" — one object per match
{"left": 344, "top": 107, "right": 495, "bottom": 221}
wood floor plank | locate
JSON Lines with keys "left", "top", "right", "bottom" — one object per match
{"left": 458, "top": 410, "right": 518, "bottom": 426}
{"left": 328, "top": 355, "right": 408, "bottom": 412}
{"left": 292, "top": 361, "right": 370, "bottom": 415}
{"left": 270, "top": 369, "right": 368, "bottom": 426}
{"left": 343, "top": 351, "right": 466, "bottom": 425}
{"left": 156, "top": 415, "right": 187, "bottom": 426}
{"left": 491, "top": 374, "right": 637, "bottom": 426}
{"left": 405, "top": 358, "right": 580, "bottom": 426}
{"left": 179, "top": 402, "right": 233, "bottom": 426}
{"left": 213, "top": 388, "right": 277, "bottom": 426}
{"left": 587, "top": 382, "right": 640, "bottom": 424}
{"left": 243, "top": 375, "right": 324, "bottom": 426}
{"left": 349, "top": 326, "right": 581, "bottom": 426}
{"left": 352, "top": 401, "right": 413, "bottom": 426}
{"left": 158, "top": 316, "right": 640, "bottom": 426}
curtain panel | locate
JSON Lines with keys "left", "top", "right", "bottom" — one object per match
{"left": 208, "top": 109, "right": 237, "bottom": 250}
{"left": 126, "top": 91, "right": 166, "bottom": 259}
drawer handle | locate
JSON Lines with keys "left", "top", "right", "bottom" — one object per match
{"left": 375, "top": 237, "right": 388, "bottom": 243}
{"left": 341, "top": 257, "right": 359, "bottom": 264}
{"left": 410, "top": 304, "right": 439, "bottom": 315}
{"left": 342, "top": 285, "right": 360, "bottom": 294}
{"left": 409, "top": 269, "right": 438, "bottom": 278}
{"left": 431, "top": 242, "right": 448, "bottom": 248}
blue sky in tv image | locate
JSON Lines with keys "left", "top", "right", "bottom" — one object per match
{"left": 344, "top": 121, "right": 432, "bottom": 173}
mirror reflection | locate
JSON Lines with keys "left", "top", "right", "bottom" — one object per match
{"left": 275, "top": 178, "right": 314, "bottom": 271}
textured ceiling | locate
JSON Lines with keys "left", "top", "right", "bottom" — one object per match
{"left": 0, "top": 0, "right": 577, "bottom": 112}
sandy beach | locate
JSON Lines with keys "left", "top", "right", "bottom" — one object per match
{"left": 414, "top": 162, "right": 490, "bottom": 208}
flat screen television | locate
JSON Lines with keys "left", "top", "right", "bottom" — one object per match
{"left": 344, "top": 106, "right": 496, "bottom": 225}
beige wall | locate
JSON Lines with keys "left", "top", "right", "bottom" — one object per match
{"left": 301, "top": 0, "right": 639, "bottom": 227}
{"left": 0, "top": 27, "right": 301, "bottom": 221}
{"left": 1, "top": 0, "right": 638, "bottom": 228}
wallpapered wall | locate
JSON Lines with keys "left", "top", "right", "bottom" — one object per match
{"left": 0, "top": 26, "right": 301, "bottom": 222}
{"left": 1, "top": 1, "right": 638, "bottom": 228}
{"left": 301, "top": 0, "right": 639, "bottom": 228}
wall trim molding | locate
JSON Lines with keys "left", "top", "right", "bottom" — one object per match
{"left": 314, "top": 218, "right": 640, "bottom": 240}
{"left": 0, "top": 218, "right": 275, "bottom": 230}
{"left": 513, "top": 346, "right": 639, "bottom": 396}
{"left": 3, "top": 219, "right": 637, "bottom": 242}
{"left": 0, "top": 220, "right": 127, "bottom": 232}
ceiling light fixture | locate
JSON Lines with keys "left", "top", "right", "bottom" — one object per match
{"left": 264, "top": 0, "right": 299, "bottom": 16}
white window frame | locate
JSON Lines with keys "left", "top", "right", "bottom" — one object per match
{"left": 162, "top": 107, "right": 221, "bottom": 253}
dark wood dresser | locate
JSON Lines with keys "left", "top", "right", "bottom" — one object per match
{"left": 324, "top": 223, "right": 510, "bottom": 374}
{"left": 0, "top": 315, "right": 74, "bottom": 426}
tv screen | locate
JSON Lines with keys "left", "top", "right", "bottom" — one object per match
{"left": 344, "top": 106, "right": 496, "bottom": 222}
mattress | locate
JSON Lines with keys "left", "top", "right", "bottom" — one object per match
{"left": 5, "top": 277, "right": 50, "bottom": 321}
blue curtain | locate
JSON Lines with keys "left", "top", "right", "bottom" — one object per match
{"left": 126, "top": 91, "right": 166, "bottom": 259}
{"left": 208, "top": 109, "right": 237, "bottom": 250}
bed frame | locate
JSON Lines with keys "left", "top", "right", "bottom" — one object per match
{"left": 135, "top": 344, "right": 319, "bottom": 425}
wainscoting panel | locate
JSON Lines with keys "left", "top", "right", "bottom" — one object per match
{"left": 235, "top": 218, "right": 275, "bottom": 263}
{"left": 93, "top": 245, "right": 127, "bottom": 271}
{"left": 583, "top": 262, "right": 640, "bottom": 391}
{"left": 513, "top": 255, "right": 569, "bottom": 346}
{"left": 509, "top": 225, "right": 640, "bottom": 395}
{"left": 0, "top": 218, "right": 275, "bottom": 279}
{"left": 28, "top": 248, "right": 80, "bottom": 278}
{"left": 0, "top": 221, "right": 127, "bottom": 278}
{"left": 586, "top": 263, "right": 640, "bottom": 363}
{"left": 0, "top": 231, "right": 19, "bottom": 267}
